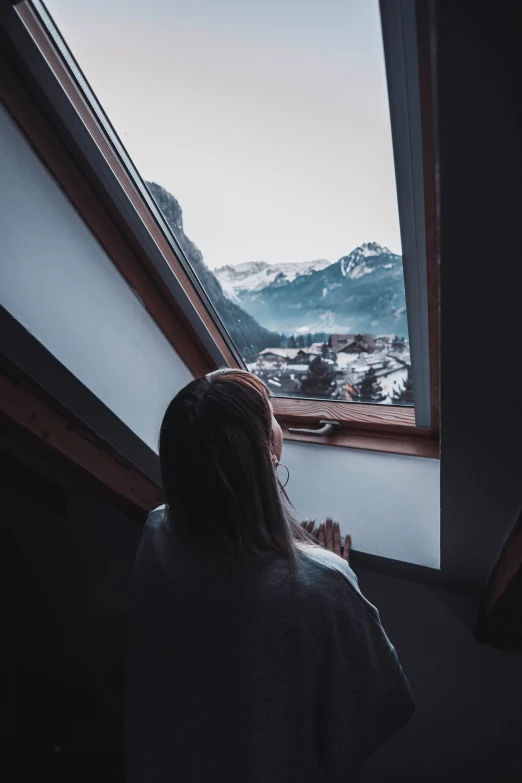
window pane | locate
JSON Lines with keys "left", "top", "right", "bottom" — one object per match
{"left": 46, "top": 0, "right": 412, "bottom": 407}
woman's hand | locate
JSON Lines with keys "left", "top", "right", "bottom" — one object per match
{"left": 301, "top": 518, "right": 351, "bottom": 561}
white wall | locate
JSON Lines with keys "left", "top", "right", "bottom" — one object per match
{"left": 0, "top": 104, "right": 192, "bottom": 452}
{"left": 284, "top": 441, "right": 440, "bottom": 568}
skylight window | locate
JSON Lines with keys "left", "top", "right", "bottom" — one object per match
{"left": 43, "top": 0, "right": 424, "bottom": 410}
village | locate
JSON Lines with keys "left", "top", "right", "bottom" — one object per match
{"left": 246, "top": 333, "right": 412, "bottom": 404}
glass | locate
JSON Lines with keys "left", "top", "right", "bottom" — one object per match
{"left": 46, "top": 0, "right": 412, "bottom": 406}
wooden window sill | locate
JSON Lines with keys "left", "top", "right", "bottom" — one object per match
{"left": 272, "top": 397, "right": 439, "bottom": 458}
{"left": 280, "top": 422, "right": 439, "bottom": 459}
{"left": 272, "top": 397, "right": 417, "bottom": 431}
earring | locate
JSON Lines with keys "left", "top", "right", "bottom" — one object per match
{"left": 277, "top": 463, "right": 290, "bottom": 488}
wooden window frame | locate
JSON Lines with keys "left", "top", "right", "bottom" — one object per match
{"left": 0, "top": 0, "right": 439, "bottom": 459}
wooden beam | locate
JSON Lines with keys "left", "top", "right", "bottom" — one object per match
{"left": 0, "top": 369, "right": 163, "bottom": 513}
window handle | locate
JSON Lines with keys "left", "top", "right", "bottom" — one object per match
{"left": 288, "top": 419, "right": 342, "bottom": 437}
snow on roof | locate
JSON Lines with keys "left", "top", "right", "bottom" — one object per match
{"left": 257, "top": 348, "right": 309, "bottom": 359}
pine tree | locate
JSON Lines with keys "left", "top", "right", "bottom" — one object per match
{"left": 299, "top": 355, "right": 337, "bottom": 396}
{"left": 354, "top": 367, "right": 387, "bottom": 403}
{"left": 391, "top": 335, "right": 406, "bottom": 351}
{"left": 310, "top": 331, "right": 329, "bottom": 344}
{"left": 391, "top": 366, "right": 414, "bottom": 405}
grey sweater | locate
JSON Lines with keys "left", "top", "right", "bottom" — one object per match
{"left": 125, "top": 507, "right": 415, "bottom": 782}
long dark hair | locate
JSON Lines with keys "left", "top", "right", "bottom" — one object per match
{"left": 158, "top": 368, "right": 313, "bottom": 570}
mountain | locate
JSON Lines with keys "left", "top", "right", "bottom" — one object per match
{"left": 146, "top": 181, "right": 408, "bottom": 347}
{"left": 339, "top": 242, "right": 395, "bottom": 278}
{"left": 214, "top": 259, "right": 331, "bottom": 300}
{"left": 146, "top": 182, "right": 282, "bottom": 359}
{"left": 235, "top": 243, "right": 408, "bottom": 336}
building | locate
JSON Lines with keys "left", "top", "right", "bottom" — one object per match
{"left": 328, "top": 333, "right": 356, "bottom": 353}
{"left": 330, "top": 333, "right": 376, "bottom": 354}
{"left": 308, "top": 342, "right": 327, "bottom": 355}
{"left": 255, "top": 347, "right": 312, "bottom": 364}
{"left": 375, "top": 334, "right": 396, "bottom": 350}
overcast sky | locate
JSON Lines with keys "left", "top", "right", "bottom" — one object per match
{"left": 47, "top": 0, "right": 402, "bottom": 268}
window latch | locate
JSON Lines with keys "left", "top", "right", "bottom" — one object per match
{"left": 288, "top": 419, "right": 342, "bottom": 437}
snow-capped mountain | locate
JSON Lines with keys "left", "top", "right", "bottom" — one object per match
{"left": 339, "top": 242, "right": 394, "bottom": 279}
{"left": 214, "top": 259, "right": 332, "bottom": 300}
{"left": 235, "top": 243, "right": 407, "bottom": 335}
{"left": 145, "top": 178, "right": 408, "bottom": 344}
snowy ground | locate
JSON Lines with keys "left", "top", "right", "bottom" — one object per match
{"left": 246, "top": 350, "right": 410, "bottom": 405}
{"left": 335, "top": 353, "right": 359, "bottom": 370}
{"left": 378, "top": 367, "right": 408, "bottom": 402}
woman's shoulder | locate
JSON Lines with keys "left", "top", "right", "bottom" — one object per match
{"left": 297, "top": 544, "right": 380, "bottom": 619}
{"left": 298, "top": 544, "right": 359, "bottom": 589}
{"left": 141, "top": 505, "right": 168, "bottom": 541}
{"left": 136, "top": 505, "right": 172, "bottom": 561}
{"left": 147, "top": 504, "right": 166, "bottom": 522}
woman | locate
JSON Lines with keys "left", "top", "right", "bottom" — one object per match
{"left": 125, "top": 369, "right": 414, "bottom": 782}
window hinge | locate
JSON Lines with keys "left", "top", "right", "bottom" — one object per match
{"left": 288, "top": 419, "right": 342, "bottom": 437}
